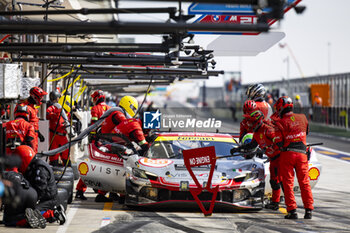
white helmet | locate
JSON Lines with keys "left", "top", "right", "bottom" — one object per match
{"left": 246, "top": 83, "right": 266, "bottom": 101}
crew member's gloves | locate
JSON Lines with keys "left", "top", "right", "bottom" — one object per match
{"left": 66, "top": 125, "right": 76, "bottom": 138}
{"left": 256, "top": 148, "right": 264, "bottom": 158}
{"left": 38, "top": 131, "right": 45, "bottom": 142}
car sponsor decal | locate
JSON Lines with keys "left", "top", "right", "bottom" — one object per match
{"left": 89, "top": 144, "right": 124, "bottom": 166}
{"left": 309, "top": 167, "right": 320, "bottom": 180}
{"left": 155, "top": 136, "right": 234, "bottom": 143}
{"left": 78, "top": 162, "right": 89, "bottom": 176}
{"left": 139, "top": 158, "right": 173, "bottom": 168}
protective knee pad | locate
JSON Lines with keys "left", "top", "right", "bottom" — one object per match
{"left": 270, "top": 179, "right": 281, "bottom": 190}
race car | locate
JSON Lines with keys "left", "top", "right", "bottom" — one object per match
{"left": 40, "top": 108, "right": 321, "bottom": 210}
{"left": 75, "top": 131, "right": 322, "bottom": 210}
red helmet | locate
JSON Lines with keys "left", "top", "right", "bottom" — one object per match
{"left": 30, "top": 87, "right": 48, "bottom": 105}
{"left": 91, "top": 90, "right": 105, "bottom": 103}
{"left": 14, "top": 104, "right": 30, "bottom": 121}
{"left": 275, "top": 96, "right": 293, "bottom": 116}
{"left": 244, "top": 110, "right": 264, "bottom": 131}
{"left": 243, "top": 100, "right": 257, "bottom": 114}
{"left": 15, "top": 145, "right": 35, "bottom": 173}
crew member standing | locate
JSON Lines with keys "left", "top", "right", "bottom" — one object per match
{"left": 274, "top": 96, "right": 314, "bottom": 219}
{"left": 75, "top": 90, "right": 110, "bottom": 201}
{"left": 245, "top": 83, "right": 272, "bottom": 119}
{"left": 5, "top": 105, "right": 36, "bottom": 156}
{"left": 46, "top": 91, "right": 71, "bottom": 166}
{"left": 232, "top": 110, "right": 283, "bottom": 210}
{"left": 15, "top": 87, "right": 48, "bottom": 154}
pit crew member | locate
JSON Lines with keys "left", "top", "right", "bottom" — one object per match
{"left": 274, "top": 96, "right": 314, "bottom": 219}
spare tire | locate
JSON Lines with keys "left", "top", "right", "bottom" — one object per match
{"left": 52, "top": 166, "right": 74, "bottom": 175}
{"left": 57, "top": 188, "right": 68, "bottom": 210}
{"left": 57, "top": 180, "right": 74, "bottom": 204}
{"left": 54, "top": 170, "right": 74, "bottom": 183}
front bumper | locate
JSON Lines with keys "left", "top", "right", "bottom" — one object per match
{"left": 125, "top": 178, "right": 264, "bottom": 210}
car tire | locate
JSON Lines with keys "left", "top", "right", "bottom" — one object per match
{"left": 57, "top": 188, "right": 68, "bottom": 210}
{"left": 57, "top": 180, "right": 74, "bottom": 204}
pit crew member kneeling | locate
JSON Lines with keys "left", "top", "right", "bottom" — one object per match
{"left": 13, "top": 146, "right": 67, "bottom": 225}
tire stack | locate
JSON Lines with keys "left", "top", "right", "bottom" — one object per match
{"left": 52, "top": 166, "right": 75, "bottom": 210}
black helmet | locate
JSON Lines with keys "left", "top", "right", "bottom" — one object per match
{"left": 49, "top": 91, "right": 61, "bottom": 102}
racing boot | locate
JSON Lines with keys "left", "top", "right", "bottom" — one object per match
{"left": 53, "top": 204, "right": 67, "bottom": 225}
{"left": 25, "top": 208, "right": 39, "bottom": 228}
{"left": 265, "top": 202, "right": 279, "bottom": 210}
{"left": 95, "top": 194, "right": 113, "bottom": 202}
{"left": 304, "top": 209, "right": 312, "bottom": 219}
{"left": 109, "top": 192, "right": 120, "bottom": 202}
{"left": 75, "top": 190, "right": 87, "bottom": 200}
{"left": 285, "top": 209, "right": 298, "bottom": 219}
{"left": 33, "top": 209, "right": 47, "bottom": 229}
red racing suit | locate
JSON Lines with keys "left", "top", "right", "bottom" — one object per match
{"left": 91, "top": 102, "right": 110, "bottom": 124}
{"left": 274, "top": 112, "right": 313, "bottom": 212}
{"left": 111, "top": 118, "right": 149, "bottom": 154}
{"left": 90, "top": 102, "right": 110, "bottom": 135}
{"left": 100, "top": 109, "right": 127, "bottom": 134}
{"left": 15, "top": 101, "right": 39, "bottom": 153}
{"left": 252, "top": 120, "right": 282, "bottom": 203}
{"left": 240, "top": 101, "right": 272, "bottom": 141}
{"left": 5, "top": 118, "right": 36, "bottom": 155}
{"left": 46, "top": 104, "right": 69, "bottom": 163}
{"left": 255, "top": 100, "right": 272, "bottom": 119}
{"left": 239, "top": 118, "right": 253, "bottom": 142}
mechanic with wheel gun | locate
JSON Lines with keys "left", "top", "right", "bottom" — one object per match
{"left": 273, "top": 96, "right": 314, "bottom": 219}
{"left": 46, "top": 91, "right": 73, "bottom": 167}
{"left": 231, "top": 110, "right": 283, "bottom": 211}
{"left": 14, "top": 87, "right": 48, "bottom": 154}
{"left": 76, "top": 90, "right": 111, "bottom": 201}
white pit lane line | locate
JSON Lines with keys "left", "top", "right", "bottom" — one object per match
{"left": 56, "top": 204, "right": 80, "bottom": 233}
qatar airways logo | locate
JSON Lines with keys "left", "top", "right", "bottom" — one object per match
{"left": 143, "top": 110, "right": 222, "bottom": 129}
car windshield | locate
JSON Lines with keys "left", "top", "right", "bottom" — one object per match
{"left": 146, "top": 138, "right": 242, "bottom": 160}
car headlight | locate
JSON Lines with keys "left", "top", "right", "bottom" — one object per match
{"left": 132, "top": 168, "right": 148, "bottom": 179}
{"left": 132, "top": 168, "right": 158, "bottom": 180}
{"left": 244, "top": 171, "right": 258, "bottom": 181}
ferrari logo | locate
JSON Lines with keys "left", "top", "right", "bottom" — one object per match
{"left": 260, "top": 134, "right": 263, "bottom": 139}
{"left": 291, "top": 116, "right": 295, "bottom": 122}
